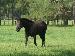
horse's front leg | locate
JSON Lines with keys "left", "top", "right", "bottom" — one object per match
{"left": 39, "top": 34, "right": 45, "bottom": 47}
{"left": 34, "top": 36, "right": 37, "bottom": 46}
{"left": 25, "top": 35, "right": 28, "bottom": 46}
{"left": 42, "top": 37, "right": 45, "bottom": 47}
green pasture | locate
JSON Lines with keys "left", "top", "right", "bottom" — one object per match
{"left": 0, "top": 26, "right": 75, "bottom": 56}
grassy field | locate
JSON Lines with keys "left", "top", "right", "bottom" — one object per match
{"left": 0, "top": 26, "right": 75, "bottom": 56}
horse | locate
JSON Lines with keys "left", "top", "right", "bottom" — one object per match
{"left": 16, "top": 18, "right": 47, "bottom": 47}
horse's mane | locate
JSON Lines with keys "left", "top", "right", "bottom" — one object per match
{"left": 20, "top": 18, "right": 34, "bottom": 23}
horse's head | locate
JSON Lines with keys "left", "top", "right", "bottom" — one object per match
{"left": 16, "top": 18, "right": 34, "bottom": 32}
{"left": 16, "top": 19, "right": 23, "bottom": 32}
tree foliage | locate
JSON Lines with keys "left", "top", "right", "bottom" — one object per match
{"left": 0, "top": 0, "right": 74, "bottom": 21}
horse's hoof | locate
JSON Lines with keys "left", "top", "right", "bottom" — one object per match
{"left": 35, "top": 44, "right": 37, "bottom": 46}
{"left": 41, "top": 45, "right": 45, "bottom": 47}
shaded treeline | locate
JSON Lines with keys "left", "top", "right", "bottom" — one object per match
{"left": 0, "top": 0, "right": 75, "bottom": 26}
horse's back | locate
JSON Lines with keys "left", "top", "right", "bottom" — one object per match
{"left": 34, "top": 21, "right": 47, "bottom": 33}
{"left": 27, "top": 20, "right": 47, "bottom": 36}
{"left": 35, "top": 21, "right": 47, "bottom": 29}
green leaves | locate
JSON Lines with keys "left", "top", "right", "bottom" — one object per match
{"left": 0, "top": 0, "right": 74, "bottom": 21}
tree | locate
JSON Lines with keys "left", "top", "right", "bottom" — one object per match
{"left": 0, "top": 0, "right": 8, "bottom": 25}
{"left": 72, "top": 1, "right": 75, "bottom": 24}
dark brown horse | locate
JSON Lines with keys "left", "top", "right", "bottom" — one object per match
{"left": 16, "top": 18, "right": 47, "bottom": 47}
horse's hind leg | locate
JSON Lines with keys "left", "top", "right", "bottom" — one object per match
{"left": 42, "top": 36, "right": 45, "bottom": 47}
{"left": 25, "top": 35, "right": 28, "bottom": 46}
{"left": 40, "top": 34, "right": 45, "bottom": 47}
{"left": 34, "top": 36, "right": 37, "bottom": 46}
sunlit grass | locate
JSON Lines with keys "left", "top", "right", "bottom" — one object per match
{"left": 0, "top": 26, "right": 75, "bottom": 56}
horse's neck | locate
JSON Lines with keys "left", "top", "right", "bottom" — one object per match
{"left": 24, "top": 21, "right": 34, "bottom": 30}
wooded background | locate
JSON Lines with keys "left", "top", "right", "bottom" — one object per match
{"left": 0, "top": 0, "right": 75, "bottom": 26}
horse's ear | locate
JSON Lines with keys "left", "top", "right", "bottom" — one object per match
{"left": 12, "top": 10, "right": 21, "bottom": 20}
{"left": 16, "top": 18, "right": 20, "bottom": 21}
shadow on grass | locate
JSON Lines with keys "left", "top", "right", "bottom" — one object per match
{"left": 11, "top": 52, "right": 38, "bottom": 56}
{"left": 8, "top": 50, "right": 75, "bottom": 56}
{"left": 0, "top": 52, "right": 35, "bottom": 56}
{"left": 10, "top": 52, "right": 48, "bottom": 56}
{"left": 57, "top": 50, "right": 75, "bottom": 56}
{"left": 47, "top": 45, "right": 75, "bottom": 56}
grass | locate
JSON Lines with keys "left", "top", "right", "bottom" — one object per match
{"left": 0, "top": 26, "right": 75, "bottom": 56}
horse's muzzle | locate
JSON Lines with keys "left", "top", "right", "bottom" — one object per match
{"left": 16, "top": 27, "right": 20, "bottom": 32}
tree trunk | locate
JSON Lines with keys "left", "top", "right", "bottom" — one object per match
{"left": 12, "top": 0, "right": 15, "bottom": 26}
{"left": 63, "top": 19, "right": 68, "bottom": 26}
{"left": 7, "top": 4, "right": 10, "bottom": 25}
{"left": 61, "top": 20, "right": 63, "bottom": 26}
{"left": 57, "top": 19, "right": 59, "bottom": 25}
{"left": 74, "top": 19, "right": 75, "bottom": 24}
{"left": 4, "top": 19, "right": 5, "bottom": 25}
{"left": 0, "top": 18, "right": 1, "bottom": 25}
{"left": 12, "top": 16, "right": 14, "bottom": 25}
{"left": 73, "top": 5, "right": 75, "bottom": 24}
{"left": 47, "top": 20, "right": 49, "bottom": 25}
{"left": 0, "top": 8, "right": 1, "bottom": 25}
{"left": 8, "top": 12, "right": 10, "bottom": 25}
